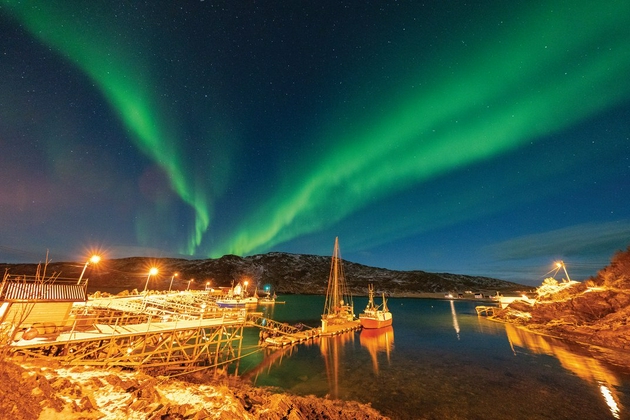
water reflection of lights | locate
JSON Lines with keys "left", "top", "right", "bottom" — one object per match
{"left": 600, "top": 384, "right": 621, "bottom": 419}
{"left": 360, "top": 326, "right": 394, "bottom": 375}
{"left": 320, "top": 333, "right": 355, "bottom": 399}
{"left": 505, "top": 324, "right": 624, "bottom": 419}
{"left": 450, "top": 300, "right": 460, "bottom": 339}
{"left": 259, "top": 304, "right": 277, "bottom": 321}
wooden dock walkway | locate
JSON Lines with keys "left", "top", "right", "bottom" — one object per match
{"left": 261, "top": 319, "right": 362, "bottom": 347}
{"left": 5, "top": 284, "right": 363, "bottom": 371}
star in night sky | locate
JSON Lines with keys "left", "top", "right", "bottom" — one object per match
{"left": 1, "top": 1, "right": 629, "bottom": 285}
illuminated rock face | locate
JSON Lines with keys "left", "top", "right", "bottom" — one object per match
{"left": 0, "top": 360, "right": 386, "bottom": 419}
{"left": 497, "top": 247, "right": 630, "bottom": 352}
{"left": 528, "top": 290, "right": 630, "bottom": 325}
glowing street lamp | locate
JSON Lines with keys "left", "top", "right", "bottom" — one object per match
{"left": 555, "top": 261, "right": 571, "bottom": 282}
{"left": 143, "top": 267, "right": 159, "bottom": 293}
{"left": 243, "top": 280, "right": 249, "bottom": 297}
{"left": 77, "top": 255, "right": 101, "bottom": 285}
{"left": 168, "top": 273, "right": 178, "bottom": 292}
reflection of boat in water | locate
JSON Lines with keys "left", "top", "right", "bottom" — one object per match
{"left": 359, "top": 284, "right": 392, "bottom": 329}
{"left": 360, "top": 326, "right": 394, "bottom": 374}
{"left": 319, "top": 332, "right": 355, "bottom": 399}
{"left": 505, "top": 323, "right": 624, "bottom": 419}
{"left": 321, "top": 237, "right": 359, "bottom": 334}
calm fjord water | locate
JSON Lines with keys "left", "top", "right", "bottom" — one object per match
{"left": 239, "top": 295, "right": 630, "bottom": 420}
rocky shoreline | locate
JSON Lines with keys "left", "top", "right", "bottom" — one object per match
{"left": 490, "top": 247, "right": 630, "bottom": 370}
{"left": 0, "top": 359, "right": 388, "bottom": 420}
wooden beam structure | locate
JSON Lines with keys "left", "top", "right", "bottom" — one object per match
{"left": 5, "top": 288, "right": 250, "bottom": 374}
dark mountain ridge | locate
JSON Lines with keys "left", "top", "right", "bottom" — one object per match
{"left": 0, "top": 252, "right": 526, "bottom": 296}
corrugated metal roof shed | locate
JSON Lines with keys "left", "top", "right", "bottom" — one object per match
{"left": 0, "top": 281, "right": 87, "bottom": 302}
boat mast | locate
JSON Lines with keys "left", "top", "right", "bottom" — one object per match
{"left": 367, "top": 284, "right": 375, "bottom": 310}
{"left": 333, "top": 237, "right": 339, "bottom": 313}
{"left": 324, "top": 237, "right": 343, "bottom": 317}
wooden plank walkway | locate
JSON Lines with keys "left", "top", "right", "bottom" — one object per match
{"left": 11, "top": 313, "right": 247, "bottom": 347}
{"left": 262, "top": 319, "right": 362, "bottom": 347}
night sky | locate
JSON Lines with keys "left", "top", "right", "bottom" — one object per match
{"left": 1, "top": 1, "right": 629, "bottom": 285}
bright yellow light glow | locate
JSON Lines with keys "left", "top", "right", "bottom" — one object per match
{"left": 600, "top": 384, "right": 621, "bottom": 419}
{"left": 556, "top": 262, "right": 563, "bottom": 268}
{"left": 77, "top": 254, "right": 103, "bottom": 284}
{"left": 149, "top": 267, "right": 159, "bottom": 276}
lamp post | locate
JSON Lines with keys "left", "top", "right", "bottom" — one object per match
{"left": 143, "top": 267, "right": 159, "bottom": 293}
{"left": 168, "top": 273, "right": 178, "bottom": 292}
{"left": 243, "top": 280, "right": 249, "bottom": 297}
{"left": 77, "top": 255, "right": 101, "bottom": 285}
{"left": 556, "top": 261, "right": 571, "bottom": 282}
{"left": 187, "top": 279, "right": 193, "bottom": 291}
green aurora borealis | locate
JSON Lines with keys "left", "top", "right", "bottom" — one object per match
{"left": 2, "top": 0, "right": 629, "bottom": 282}
{"left": 2, "top": 1, "right": 212, "bottom": 254}
{"left": 209, "top": 1, "right": 630, "bottom": 257}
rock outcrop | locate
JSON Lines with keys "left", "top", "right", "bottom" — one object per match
{"left": 494, "top": 246, "right": 630, "bottom": 354}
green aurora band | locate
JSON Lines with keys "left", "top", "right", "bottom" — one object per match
{"left": 213, "top": 1, "right": 630, "bottom": 256}
{"left": 4, "top": 1, "right": 630, "bottom": 259}
{"left": 2, "top": 1, "right": 210, "bottom": 254}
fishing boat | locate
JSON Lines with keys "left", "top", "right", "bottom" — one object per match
{"left": 216, "top": 281, "right": 257, "bottom": 308}
{"left": 259, "top": 291, "right": 278, "bottom": 305}
{"left": 244, "top": 288, "right": 259, "bottom": 306}
{"left": 359, "top": 284, "right": 393, "bottom": 329}
{"left": 215, "top": 296, "right": 246, "bottom": 308}
{"left": 321, "top": 237, "right": 360, "bottom": 334}
{"left": 258, "top": 286, "right": 286, "bottom": 305}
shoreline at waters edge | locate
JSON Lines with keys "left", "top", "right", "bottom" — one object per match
{"left": 0, "top": 358, "right": 389, "bottom": 419}
{"left": 389, "top": 292, "right": 502, "bottom": 302}
{"left": 485, "top": 315, "right": 630, "bottom": 371}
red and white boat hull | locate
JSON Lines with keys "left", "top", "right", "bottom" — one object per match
{"left": 359, "top": 311, "right": 393, "bottom": 329}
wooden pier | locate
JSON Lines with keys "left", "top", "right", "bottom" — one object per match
{"left": 261, "top": 319, "right": 362, "bottom": 347}
{"left": 1, "top": 277, "right": 362, "bottom": 373}
{"left": 4, "top": 289, "right": 252, "bottom": 373}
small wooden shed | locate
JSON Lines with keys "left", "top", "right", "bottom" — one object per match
{"left": 0, "top": 279, "right": 88, "bottom": 336}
